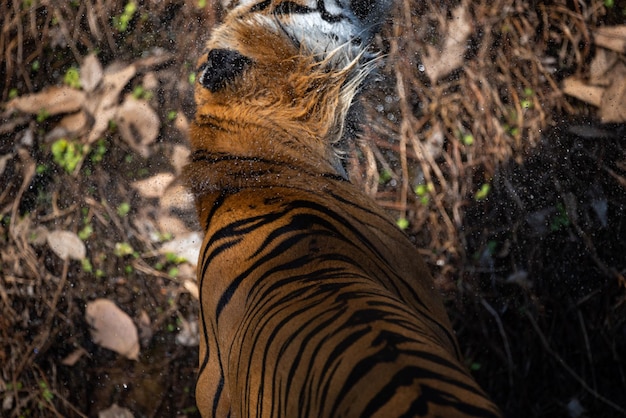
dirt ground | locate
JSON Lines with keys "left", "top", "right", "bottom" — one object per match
{"left": 1, "top": 1, "right": 625, "bottom": 417}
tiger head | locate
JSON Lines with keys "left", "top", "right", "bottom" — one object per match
{"left": 189, "top": 0, "right": 392, "bottom": 180}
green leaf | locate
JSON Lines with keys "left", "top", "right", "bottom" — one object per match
{"left": 396, "top": 218, "right": 409, "bottom": 230}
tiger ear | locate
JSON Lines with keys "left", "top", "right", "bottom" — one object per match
{"left": 198, "top": 49, "right": 252, "bottom": 93}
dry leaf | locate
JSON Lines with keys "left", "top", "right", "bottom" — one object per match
{"left": 130, "top": 172, "right": 175, "bottom": 199}
{"left": 589, "top": 48, "right": 617, "bottom": 86}
{"left": 156, "top": 215, "right": 190, "bottom": 237}
{"left": 174, "top": 112, "right": 189, "bottom": 135}
{"left": 98, "top": 403, "right": 134, "bottom": 418}
{"left": 86, "top": 299, "right": 140, "bottom": 360}
{"left": 81, "top": 54, "right": 104, "bottom": 93}
{"left": 183, "top": 280, "right": 199, "bottom": 299}
{"left": 600, "top": 64, "right": 626, "bottom": 123}
{"left": 594, "top": 25, "right": 626, "bottom": 53}
{"left": 61, "top": 347, "right": 89, "bottom": 366}
{"left": 175, "top": 317, "right": 199, "bottom": 347}
{"left": 59, "top": 111, "right": 89, "bottom": 134}
{"left": 422, "top": 3, "right": 472, "bottom": 84}
{"left": 7, "top": 86, "right": 85, "bottom": 115}
{"left": 562, "top": 77, "right": 603, "bottom": 107}
{"left": 159, "top": 232, "right": 202, "bottom": 266}
{"left": 86, "top": 63, "right": 137, "bottom": 143}
{"left": 170, "top": 144, "right": 190, "bottom": 175}
{"left": 159, "top": 182, "right": 194, "bottom": 212}
{"left": 138, "top": 310, "right": 153, "bottom": 347}
{"left": 115, "top": 96, "right": 160, "bottom": 158}
{"left": 47, "top": 230, "right": 86, "bottom": 261}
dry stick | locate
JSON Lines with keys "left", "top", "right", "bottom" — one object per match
{"left": 33, "top": 364, "right": 89, "bottom": 418}
{"left": 391, "top": 30, "right": 409, "bottom": 220}
{"left": 526, "top": 311, "right": 626, "bottom": 415}
{"left": 480, "top": 298, "right": 514, "bottom": 387}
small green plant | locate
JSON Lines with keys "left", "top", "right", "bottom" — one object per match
{"left": 78, "top": 224, "right": 93, "bottom": 240}
{"left": 81, "top": 258, "right": 93, "bottom": 273}
{"left": 475, "top": 183, "right": 491, "bottom": 201}
{"left": 38, "top": 381, "right": 54, "bottom": 402}
{"left": 604, "top": 0, "right": 614, "bottom": 7}
{"left": 188, "top": 72, "right": 197, "bottom": 85}
{"left": 90, "top": 139, "right": 107, "bottom": 164}
{"left": 63, "top": 67, "right": 81, "bottom": 89}
{"left": 117, "top": 202, "right": 131, "bottom": 217}
{"left": 414, "top": 182, "right": 434, "bottom": 205}
{"left": 165, "top": 252, "right": 187, "bottom": 265}
{"left": 167, "top": 110, "right": 178, "bottom": 122}
{"left": 521, "top": 88, "right": 534, "bottom": 110}
{"left": 36, "top": 109, "right": 50, "bottom": 123}
{"left": 378, "top": 169, "right": 392, "bottom": 185}
{"left": 550, "top": 203, "right": 570, "bottom": 231}
{"left": 132, "top": 85, "right": 153, "bottom": 100}
{"left": 36, "top": 164, "right": 48, "bottom": 174}
{"left": 51, "top": 138, "right": 83, "bottom": 174}
{"left": 31, "top": 60, "right": 40, "bottom": 72}
{"left": 113, "top": 2, "right": 137, "bottom": 32}
{"left": 396, "top": 217, "right": 409, "bottom": 230}
{"left": 114, "top": 242, "right": 135, "bottom": 257}
{"left": 8, "top": 88, "right": 19, "bottom": 99}
{"left": 197, "top": 0, "right": 207, "bottom": 8}
{"left": 461, "top": 133, "right": 474, "bottom": 146}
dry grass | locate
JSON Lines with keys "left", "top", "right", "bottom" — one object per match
{"left": 1, "top": 0, "right": 625, "bottom": 417}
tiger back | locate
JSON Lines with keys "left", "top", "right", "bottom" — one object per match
{"left": 185, "top": 0, "right": 502, "bottom": 416}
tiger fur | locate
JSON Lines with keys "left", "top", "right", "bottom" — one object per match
{"left": 185, "top": 0, "right": 502, "bottom": 416}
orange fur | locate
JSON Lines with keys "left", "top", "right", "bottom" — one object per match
{"left": 186, "top": 1, "right": 501, "bottom": 417}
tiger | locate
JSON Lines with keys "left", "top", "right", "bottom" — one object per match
{"left": 185, "top": 0, "right": 502, "bottom": 416}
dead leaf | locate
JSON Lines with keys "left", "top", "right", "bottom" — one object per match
{"left": 131, "top": 172, "right": 175, "bottom": 199}
{"left": 594, "top": 25, "right": 626, "bottom": 53}
{"left": 600, "top": 64, "right": 626, "bottom": 123}
{"left": 98, "top": 403, "right": 134, "bottom": 418}
{"left": 115, "top": 95, "right": 160, "bottom": 158}
{"left": 81, "top": 54, "right": 104, "bottom": 93}
{"left": 156, "top": 215, "right": 192, "bottom": 238}
{"left": 86, "top": 299, "right": 140, "bottom": 360}
{"left": 59, "top": 111, "right": 89, "bottom": 134}
{"left": 86, "top": 63, "right": 137, "bottom": 143}
{"left": 159, "top": 232, "right": 202, "bottom": 266}
{"left": 170, "top": 144, "right": 190, "bottom": 175}
{"left": 159, "top": 182, "right": 194, "bottom": 212}
{"left": 174, "top": 112, "right": 189, "bottom": 135}
{"left": 589, "top": 48, "right": 617, "bottom": 86}
{"left": 562, "top": 77, "right": 603, "bottom": 107}
{"left": 47, "top": 230, "right": 86, "bottom": 260}
{"left": 61, "top": 347, "right": 89, "bottom": 366}
{"left": 184, "top": 280, "right": 199, "bottom": 299}
{"left": 138, "top": 310, "right": 153, "bottom": 347}
{"left": 175, "top": 317, "right": 199, "bottom": 347}
{"left": 6, "top": 86, "right": 85, "bottom": 115}
{"left": 422, "top": 3, "right": 473, "bottom": 84}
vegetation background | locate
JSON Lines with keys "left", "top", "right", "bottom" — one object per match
{"left": 1, "top": 0, "right": 625, "bottom": 417}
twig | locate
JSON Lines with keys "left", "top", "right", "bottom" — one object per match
{"left": 480, "top": 298, "right": 514, "bottom": 387}
{"left": 526, "top": 311, "right": 626, "bottom": 415}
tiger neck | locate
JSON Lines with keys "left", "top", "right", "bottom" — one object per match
{"left": 186, "top": 121, "right": 346, "bottom": 198}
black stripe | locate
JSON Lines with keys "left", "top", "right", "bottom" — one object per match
{"left": 274, "top": 1, "right": 314, "bottom": 15}
{"left": 316, "top": 0, "right": 344, "bottom": 23}
{"left": 249, "top": 0, "right": 271, "bottom": 12}
{"left": 190, "top": 150, "right": 349, "bottom": 183}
